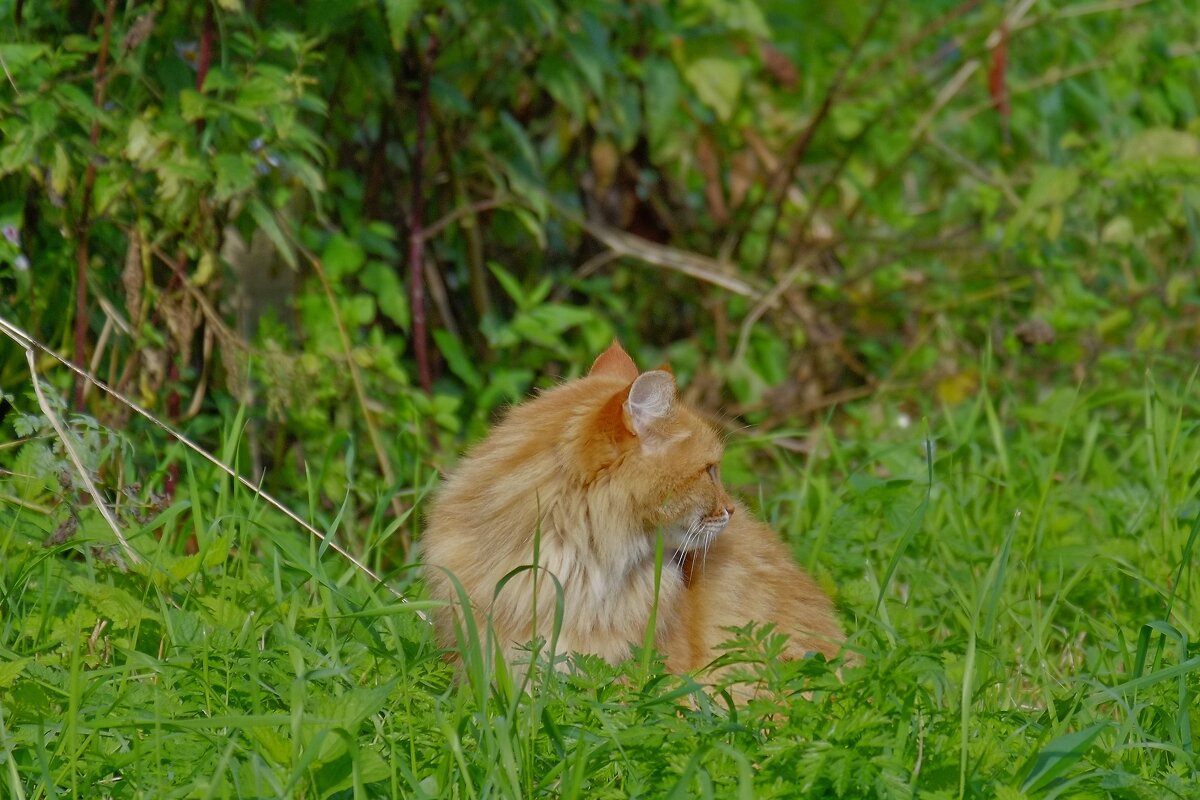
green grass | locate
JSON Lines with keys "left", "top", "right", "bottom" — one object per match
{"left": 1, "top": 361, "right": 1198, "bottom": 798}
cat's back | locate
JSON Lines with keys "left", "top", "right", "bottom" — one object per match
{"left": 670, "top": 504, "right": 844, "bottom": 670}
{"left": 422, "top": 373, "right": 628, "bottom": 567}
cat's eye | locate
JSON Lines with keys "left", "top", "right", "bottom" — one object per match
{"left": 706, "top": 464, "right": 719, "bottom": 482}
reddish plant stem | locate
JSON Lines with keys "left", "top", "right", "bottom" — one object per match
{"left": 988, "top": 21, "right": 1011, "bottom": 146}
{"left": 197, "top": 3, "right": 214, "bottom": 92}
{"left": 408, "top": 38, "right": 437, "bottom": 393}
{"left": 73, "top": 0, "right": 118, "bottom": 410}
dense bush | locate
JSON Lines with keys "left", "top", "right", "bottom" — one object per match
{"left": 4, "top": 1, "right": 1198, "bottom": 497}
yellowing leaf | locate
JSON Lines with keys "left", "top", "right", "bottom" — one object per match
{"left": 683, "top": 54, "right": 741, "bottom": 122}
{"left": 194, "top": 250, "right": 216, "bottom": 286}
{"left": 936, "top": 371, "right": 978, "bottom": 406}
{"left": 1121, "top": 128, "right": 1200, "bottom": 167}
{"left": 51, "top": 143, "right": 71, "bottom": 197}
{"left": 1101, "top": 216, "right": 1134, "bottom": 245}
{"left": 125, "top": 118, "right": 161, "bottom": 164}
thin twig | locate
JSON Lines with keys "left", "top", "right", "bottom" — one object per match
{"left": 733, "top": 250, "right": 823, "bottom": 362}
{"left": 550, "top": 251, "right": 621, "bottom": 303}
{"left": 0, "top": 314, "right": 418, "bottom": 609}
{"left": 302, "top": 247, "right": 413, "bottom": 556}
{"left": 25, "top": 348, "right": 142, "bottom": 566}
{"left": 956, "top": 57, "right": 1118, "bottom": 122}
{"left": 0, "top": 48, "right": 19, "bottom": 94}
{"left": 577, "top": 217, "right": 763, "bottom": 299}
{"left": 751, "top": 0, "right": 893, "bottom": 269}
{"left": 843, "top": 0, "right": 1037, "bottom": 226}
{"left": 423, "top": 197, "right": 510, "bottom": 241}
{"left": 910, "top": 59, "right": 980, "bottom": 141}
{"left": 73, "top": 0, "right": 118, "bottom": 409}
{"left": 429, "top": 103, "right": 494, "bottom": 321}
{"left": 496, "top": 165, "right": 762, "bottom": 298}
{"left": 842, "top": 0, "right": 983, "bottom": 98}
{"left": 1028, "top": 0, "right": 1150, "bottom": 24}
{"left": 927, "top": 134, "right": 1021, "bottom": 205}
{"left": 0, "top": 492, "right": 53, "bottom": 514}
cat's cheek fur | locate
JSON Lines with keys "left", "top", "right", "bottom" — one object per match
{"left": 661, "top": 509, "right": 731, "bottom": 553}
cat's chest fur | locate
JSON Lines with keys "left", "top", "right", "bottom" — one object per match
{"left": 509, "top": 496, "right": 683, "bottom": 664}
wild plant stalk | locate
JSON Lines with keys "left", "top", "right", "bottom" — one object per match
{"left": 0, "top": 312, "right": 415, "bottom": 609}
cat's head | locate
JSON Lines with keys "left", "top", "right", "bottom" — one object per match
{"left": 585, "top": 342, "right": 735, "bottom": 554}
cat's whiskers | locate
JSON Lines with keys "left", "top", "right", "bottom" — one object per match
{"left": 700, "top": 520, "right": 712, "bottom": 574}
{"left": 684, "top": 518, "right": 703, "bottom": 554}
{"left": 675, "top": 523, "right": 694, "bottom": 559}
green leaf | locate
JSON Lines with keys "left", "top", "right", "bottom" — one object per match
{"left": 125, "top": 118, "right": 162, "bottom": 165}
{"left": 68, "top": 577, "right": 154, "bottom": 630}
{"left": 93, "top": 171, "right": 125, "bottom": 216}
{"left": 248, "top": 198, "right": 297, "bottom": 269}
{"left": 1019, "top": 722, "right": 1109, "bottom": 793}
{"left": 527, "top": 303, "right": 593, "bottom": 335}
{"left": 0, "top": 127, "right": 36, "bottom": 177}
{"left": 315, "top": 749, "right": 390, "bottom": 798}
{"left": 682, "top": 52, "right": 741, "bottom": 122}
{"left": 213, "top": 153, "right": 256, "bottom": 201}
{"left": 179, "top": 89, "right": 207, "bottom": 121}
{"left": 237, "top": 73, "right": 287, "bottom": 108}
{"left": 708, "top": 0, "right": 770, "bottom": 37}
{"left": 432, "top": 330, "right": 482, "bottom": 389}
{"left": 50, "top": 143, "right": 71, "bottom": 197}
{"left": 1006, "top": 165, "right": 1081, "bottom": 242}
{"left": 644, "top": 58, "right": 681, "bottom": 153}
{"left": 499, "top": 112, "right": 542, "bottom": 179}
{"left": 537, "top": 54, "right": 586, "bottom": 121}
{"left": 489, "top": 262, "right": 528, "bottom": 309}
{"left": 200, "top": 66, "right": 239, "bottom": 92}
{"left": 562, "top": 15, "right": 611, "bottom": 95}
{"left": 1120, "top": 128, "right": 1200, "bottom": 170}
{"left": 344, "top": 293, "right": 376, "bottom": 325}
{"left": 0, "top": 657, "right": 30, "bottom": 689}
{"left": 322, "top": 233, "right": 365, "bottom": 279}
{"left": 1023, "top": 165, "right": 1080, "bottom": 209}
{"left": 511, "top": 207, "right": 547, "bottom": 248}
{"left": 384, "top": 0, "right": 419, "bottom": 50}
{"left": 0, "top": 44, "right": 49, "bottom": 74}
{"left": 361, "top": 262, "right": 409, "bottom": 330}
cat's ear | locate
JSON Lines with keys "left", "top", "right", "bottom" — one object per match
{"left": 623, "top": 370, "right": 676, "bottom": 440}
{"left": 590, "top": 341, "right": 639, "bottom": 382}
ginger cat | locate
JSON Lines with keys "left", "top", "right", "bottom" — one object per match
{"left": 421, "top": 342, "right": 845, "bottom": 676}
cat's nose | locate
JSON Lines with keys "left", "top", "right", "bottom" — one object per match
{"left": 724, "top": 504, "right": 735, "bottom": 518}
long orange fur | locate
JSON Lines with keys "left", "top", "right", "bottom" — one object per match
{"left": 421, "top": 342, "right": 845, "bottom": 675}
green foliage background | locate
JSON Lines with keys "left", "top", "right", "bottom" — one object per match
{"left": 1, "top": 0, "right": 1198, "bottom": 797}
